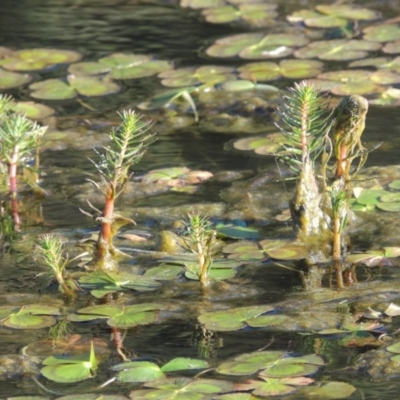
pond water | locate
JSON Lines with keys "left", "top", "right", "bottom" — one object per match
{"left": 2, "top": 0, "right": 400, "bottom": 399}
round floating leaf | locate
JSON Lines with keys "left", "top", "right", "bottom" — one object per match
{"left": 253, "top": 379, "right": 297, "bottom": 397}
{"left": 380, "top": 192, "right": 400, "bottom": 202}
{"left": 29, "top": 79, "right": 76, "bottom": 100}
{"left": 389, "top": 180, "right": 400, "bottom": 189}
{"left": 295, "top": 40, "right": 380, "bottom": 61}
{"left": 4, "top": 314, "right": 56, "bottom": 329}
{"left": 279, "top": 59, "right": 324, "bottom": 79}
{"left": 116, "top": 361, "right": 165, "bottom": 383}
{"left": 67, "top": 75, "right": 120, "bottom": 97}
{"left": 376, "top": 202, "right": 400, "bottom": 212}
{"left": 261, "top": 363, "right": 319, "bottom": 378}
{"left": 161, "top": 357, "right": 208, "bottom": 372}
{"left": 239, "top": 34, "right": 309, "bottom": 60}
{"left": 300, "top": 381, "right": 356, "bottom": 399}
{"left": 355, "top": 188, "right": 389, "bottom": 205}
{"left": 363, "top": 24, "right": 400, "bottom": 42}
{"left": 260, "top": 239, "right": 308, "bottom": 260}
{"left": 345, "top": 251, "right": 384, "bottom": 265}
{"left": 238, "top": 62, "right": 281, "bottom": 81}
{"left": 143, "top": 265, "right": 184, "bottom": 280}
{"left": 99, "top": 53, "right": 150, "bottom": 68}
{"left": 202, "top": 4, "right": 277, "bottom": 26}
{"left": 316, "top": 4, "right": 380, "bottom": 21}
{"left": 198, "top": 305, "right": 276, "bottom": 332}
{"left": 219, "top": 79, "right": 255, "bottom": 91}
{"left": 141, "top": 167, "right": 190, "bottom": 183}
{"left": 386, "top": 341, "right": 400, "bottom": 353}
{"left": 181, "top": 0, "right": 226, "bottom": 8}
{"left": 57, "top": 395, "right": 127, "bottom": 400}
{"left": 216, "top": 223, "right": 260, "bottom": 239}
{"left": 110, "top": 60, "right": 173, "bottom": 80}
{"left": 287, "top": 9, "right": 347, "bottom": 28}
{"left": 68, "top": 61, "right": 111, "bottom": 76}
{"left": 206, "top": 33, "right": 265, "bottom": 58}
{"left": 13, "top": 101, "right": 55, "bottom": 120}
{"left": 0, "top": 68, "right": 31, "bottom": 89}
{"left": 383, "top": 40, "right": 400, "bottom": 54}
{"left": 0, "top": 48, "right": 82, "bottom": 71}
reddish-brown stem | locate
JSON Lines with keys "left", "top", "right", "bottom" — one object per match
{"left": 9, "top": 146, "right": 20, "bottom": 231}
{"left": 96, "top": 184, "right": 115, "bottom": 261}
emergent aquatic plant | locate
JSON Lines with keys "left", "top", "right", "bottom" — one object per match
{"left": 85, "top": 110, "right": 156, "bottom": 269}
{"left": 34, "top": 233, "right": 80, "bottom": 298}
{"left": 182, "top": 213, "right": 218, "bottom": 289}
{"left": 0, "top": 95, "right": 47, "bottom": 231}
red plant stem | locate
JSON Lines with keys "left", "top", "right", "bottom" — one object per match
{"left": 9, "top": 146, "right": 21, "bottom": 231}
{"left": 96, "top": 184, "right": 115, "bottom": 260}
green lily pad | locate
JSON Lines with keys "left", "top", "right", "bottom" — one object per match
{"left": 110, "top": 60, "right": 173, "bottom": 80}
{"left": 376, "top": 202, "right": 400, "bottom": 212}
{"left": 0, "top": 48, "right": 82, "bottom": 71}
{"left": 300, "top": 381, "right": 356, "bottom": 399}
{"left": 222, "top": 241, "right": 266, "bottom": 261}
{"left": 56, "top": 396, "right": 127, "bottom": 400}
{"left": 12, "top": 101, "right": 55, "bottom": 120}
{"left": 181, "top": 0, "right": 226, "bottom": 8}
{"left": 260, "top": 239, "right": 308, "bottom": 260}
{"left": 216, "top": 223, "right": 260, "bottom": 239}
{"left": 0, "top": 304, "right": 60, "bottom": 329}
{"left": 79, "top": 271, "right": 160, "bottom": 298}
{"left": 252, "top": 378, "right": 297, "bottom": 397}
{"left": 68, "top": 303, "right": 162, "bottom": 329}
{"left": 379, "top": 192, "right": 400, "bottom": 202}
{"left": 354, "top": 188, "right": 389, "bottom": 205}
{"left": 383, "top": 40, "right": 400, "bottom": 54}
{"left": 143, "top": 264, "right": 184, "bottom": 280}
{"left": 198, "top": 305, "right": 286, "bottom": 331}
{"left": 159, "top": 66, "right": 235, "bottom": 87}
{"left": 41, "top": 342, "right": 98, "bottom": 383}
{"left": 316, "top": 5, "right": 380, "bottom": 21}
{"left": 233, "top": 132, "right": 291, "bottom": 156}
{"left": 202, "top": 4, "right": 277, "bottom": 26}
{"left": 206, "top": 33, "right": 265, "bottom": 58}
{"left": 0, "top": 68, "right": 31, "bottom": 89}
{"left": 114, "top": 358, "right": 208, "bottom": 383}
{"left": 29, "top": 79, "right": 76, "bottom": 100}
{"left": 349, "top": 56, "right": 400, "bottom": 71}
{"left": 363, "top": 24, "right": 400, "bottom": 42}
{"left": 287, "top": 10, "right": 348, "bottom": 28}
{"left": 67, "top": 75, "right": 120, "bottom": 97}
{"left": 130, "top": 377, "right": 234, "bottom": 400}
{"left": 239, "top": 34, "right": 309, "bottom": 60}
{"left": 68, "top": 61, "right": 111, "bottom": 76}
{"left": 389, "top": 180, "right": 400, "bottom": 189}
{"left": 295, "top": 40, "right": 380, "bottom": 61}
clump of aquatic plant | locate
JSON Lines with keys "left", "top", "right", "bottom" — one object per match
{"left": 182, "top": 213, "right": 217, "bottom": 289}
{"left": 275, "top": 81, "right": 332, "bottom": 240}
{"left": 34, "top": 233, "right": 79, "bottom": 298}
{"left": 85, "top": 110, "right": 156, "bottom": 269}
{"left": 331, "top": 94, "right": 369, "bottom": 181}
{"left": 326, "top": 180, "right": 351, "bottom": 288}
{"left": 0, "top": 95, "right": 47, "bottom": 231}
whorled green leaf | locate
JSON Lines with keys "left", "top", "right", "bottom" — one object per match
{"left": 206, "top": 33, "right": 265, "bottom": 58}
{"left": 12, "top": 101, "right": 55, "bottom": 120}
{"left": 0, "top": 68, "right": 31, "bottom": 89}
{"left": 198, "top": 305, "right": 278, "bottom": 331}
{"left": 363, "top": 24, "right": 400, "bottom": 43}
{"left": 299, "top": 381, "right": 356, "bottom": 399}
{"left": 295, "top": 39, "right": 380, "bottom": 61}
{"left": 0, "top": 48, "right": 82, "bottom": 71}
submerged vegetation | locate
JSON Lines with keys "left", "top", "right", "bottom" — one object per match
{"left": 2, "top": 0, "right": 400, "bottom": 399}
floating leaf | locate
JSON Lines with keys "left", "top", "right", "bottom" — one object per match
{"left": 29, "top": 79, "right": 76, "bottom": 100}
{"left": 68, "top": 303, "right": 162, "bottom": 329}
{"left": 376, "top": 202, "right": 400, "bottom": 212}
{"left": 143, "top": 264, "right": 184, "bottom": 280}
{"left": 12, "top": 101, "right": 55, "bottom": 120}
{"left": 0, "top": 304, "right": 60, "bottom": 330}
{"left": 295, "top": 40, "right": 380, "bottom": 61}
{"left": 67, "top": 75, "right": 120, "bottom": 97}
{"left": 316, "top": 5, "right": 380, "bottom": 21}
{"left": 222, "top": 240, "right": 266, "bottom": 261}
{"left": 0, "top": 48, "right": 81, "bottom": 71}
{"left": 389, "top": 180, "right": 400, "bottom": 190}
{"left": 202, "top": 4, "right": 277, "bottom": 26}
{"left": 181, "top": 0, "right": 226, "bottom": 8}
{"left": 354, "top": 188, "right": 388, "bottom": 205}
{"left": 300, "top": 381, "right": 356, "bottom": 399}
{"left": 68, "top": 61, "right": 111, "bottom": 76}
{"left": 260, "top": 239, "right": 308, "bottom": 260}
{"left": 216, "top": 222, "right": 260, "bottom": 239}
{"left": 287, "top": 9, "right": 348, "bottom": 28}
{"left": 79, "top": 271, "right": 160, "bottom": 298}
{"left": 41, "top": 342, "right": 98, "bottom": 383}
{"left": 239, "top": 34, "right": 309, "bottom": 60}
{"left": 363, "top": 24, "right": 400, "bottom": 42}
{"left": 130, "top": 377, "right": 234, "bottom": 399}
{"left": 198, "top": 305, "right": 287, "bottom": 332}
{"left": 206, "top": 33, "right": 265, "bottom": 58}
{"left": 0, "top": 68, "right": 31, "bottom": 89}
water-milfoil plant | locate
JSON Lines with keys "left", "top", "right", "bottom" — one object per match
{"left": 182, "top": 213, "right": 217, "bottom": 290}
{"left": 34, "top": 233, "right": 79, "bottom": 298}
{"left": 85, "top": 110, "right": 156, "bottom": 269}
{"left": 0, "top": 95, "right": 47, "bottom": 231}
{"left": 275, "top": 81, "right": 332, "bottom": 240}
